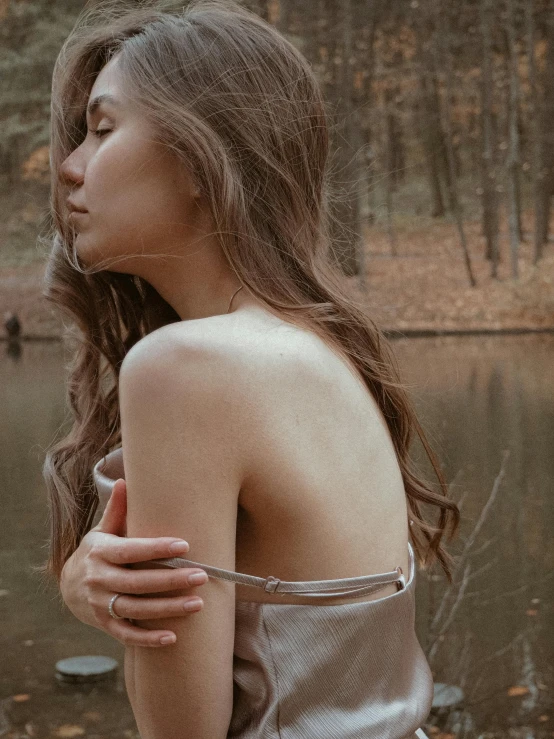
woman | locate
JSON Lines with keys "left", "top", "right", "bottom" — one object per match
{"left": 40, "top": 1, "right": 460, "bottom": 736}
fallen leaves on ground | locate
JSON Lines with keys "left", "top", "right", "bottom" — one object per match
{"left": 350, "top": 210, "right": 554, "bottom": 332}
{"left": 507, "top": 685, "right": 531, "bottom": 696}
{"left": 52, "top": 725, "right": 86, "bottom": 738}
{"left": 1, "top": 210, "right": 553, "bottom": 338}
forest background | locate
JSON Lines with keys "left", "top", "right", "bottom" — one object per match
{"left": 1, "top": 0, "right": 554, "bottom": 337}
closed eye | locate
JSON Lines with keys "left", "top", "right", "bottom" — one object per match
{"left": 90, "top": 128, "right": 111, "bottom": 139}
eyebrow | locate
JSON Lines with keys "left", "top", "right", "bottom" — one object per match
{"left": 86, "top": 93, "right": 119, "bottom": 118}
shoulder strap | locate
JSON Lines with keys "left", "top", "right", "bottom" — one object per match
{"left": 146, "top": 552, "right": 407, "bottom": 599}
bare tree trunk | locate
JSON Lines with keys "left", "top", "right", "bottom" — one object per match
{"left": 255, "top": 0, "right": 269, "bottom": 22}
{"left": 384, "top": 97, "right": 398, "bottom": 258}
{"left": 325, "top": 0, "right": 363, "bottom": 276}
{"left": 275, "top": 0, "right": 289, "bottom": 33}
{"left": 526, "top": 0, "right": 542, "bottom": 264}
{"left": 433, "top": 1, "right": 476, "bottom": 287}
{"left": 414, "top": 8, "right": 448, "bottom": 218}
{"left": 357, "top": 0, "right": 383, "bottom": 229}
{"left": 480, "top": 0, "right": 500, "bottom": 278}
{"left": 534, "top": 1, "right": 554, "bottom": 260}
{"left": 506, "top": 0, "right": 522, "bottom": 278}
{"left": 321, "top": 0, "right": 338, "bottom": 102}
{"left": 415, "top": 92, "right": 446, "bottom": 218}
{"left": 297, "top": 0, "right": 315, "bottom": 59}
{"left": 385, "top": 85, "right": 405, "bottom": 190}
{"left": 339, "top": 0, "right": 360, "bottom": 276}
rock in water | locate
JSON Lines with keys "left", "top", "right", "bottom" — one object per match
{"left": 55, "top": 656, "right": 119, "bottom": 684}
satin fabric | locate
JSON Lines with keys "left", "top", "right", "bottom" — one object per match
{"left": 92, "top": 448, "right": 433, "bottom": 738}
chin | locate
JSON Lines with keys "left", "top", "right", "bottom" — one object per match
{"left": 74, "top": 238, "right": 109, "bottom": 272}
{"left": 74, "top": 232, "right": 142, "bottom": 276}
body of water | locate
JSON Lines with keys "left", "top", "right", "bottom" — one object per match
{"left": 1, "top": 334, "right": 552, "bottom": 738}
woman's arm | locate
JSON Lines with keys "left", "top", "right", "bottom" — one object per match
{"left": 119, "top": 328, "right": 249, "bottom": 739}
{"left": 60, "top": 479, "right": 210, "bottom": 648}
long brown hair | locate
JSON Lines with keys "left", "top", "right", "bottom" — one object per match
{"left": 39, "top": 0, "right": 460, "bottom": 585}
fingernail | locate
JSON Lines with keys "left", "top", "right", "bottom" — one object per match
{"left": 169, "top": 541, "right": 189, "bottom": 554}
{"left": 160, "top": 634, "right": 176, "bottom": 645}
{"left": 189, "top": 572, "right": 208, "bottom": 585}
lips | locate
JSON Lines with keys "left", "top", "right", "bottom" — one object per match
{"left": 66, "top": 197, "right": 88, "bottom": 213}
{"left": 67, "top": 210, "right": 88, "bottom": 230}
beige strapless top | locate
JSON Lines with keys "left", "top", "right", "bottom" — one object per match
{"left": 93, "top": 448, "right": 433, "bottom": 739}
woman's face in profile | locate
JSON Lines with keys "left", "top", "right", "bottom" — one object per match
{"left": 60, "top": 53, "right": 207, "bottom": 274}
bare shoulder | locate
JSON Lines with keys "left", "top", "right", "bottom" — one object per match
{"left": 119, "top": 317, "right": 229, "bottom": 374}
{"left": 118, "top": 314, "right": 251, "bottom": 396}
{"left": 117, "top": 317, "right": 254, "bottom": 447}
{"left": 118, "top": 307, "right": 368, "bottom": 465}
{"left": 121, "top": 306, "right": 336, "bottom": 393}
{"left": 118, "top": 306, "right": 311, "bottom": 413}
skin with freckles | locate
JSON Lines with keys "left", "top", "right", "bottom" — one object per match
{"left": 60, "top": 52, "right": 264, "bottom": 322}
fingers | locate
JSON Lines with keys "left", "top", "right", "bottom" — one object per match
{"left": 94, "top": 536, "right": 190, "bottom": 566}
{"left": 108, "top": 592, "right": 204, "bottom": 622}
{"left": 103, "top": 565, "right": 208, "bottom": 595}
{"left": 93, "top": 478, "right": 127, "bottom": 537}
{"left": 106, "top": 617, "right": 181, "bottom": 648}
{"left": 101, "top": 591, "right": 205, "bottom": 648}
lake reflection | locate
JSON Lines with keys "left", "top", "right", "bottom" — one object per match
{"left": 395, "top": 333, "right": 554, "bottom": 737}
{"left": 1, "top": 334, "right": 552, "bottom": 737}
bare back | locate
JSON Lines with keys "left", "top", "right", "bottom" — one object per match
{"left": 187, "top": 304, "right": 411, "bottom": 606}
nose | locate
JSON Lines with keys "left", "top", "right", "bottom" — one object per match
{"left": 59, "top": 147, "right": 85, "bottom": 187}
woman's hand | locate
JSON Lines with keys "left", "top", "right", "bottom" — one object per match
{"left": 60, "top": 478, "right": 208, "bottom": 647}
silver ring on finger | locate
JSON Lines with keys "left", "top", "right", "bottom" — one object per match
{"left": 108, "top": 593, "right": 126, "bottom": 619}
